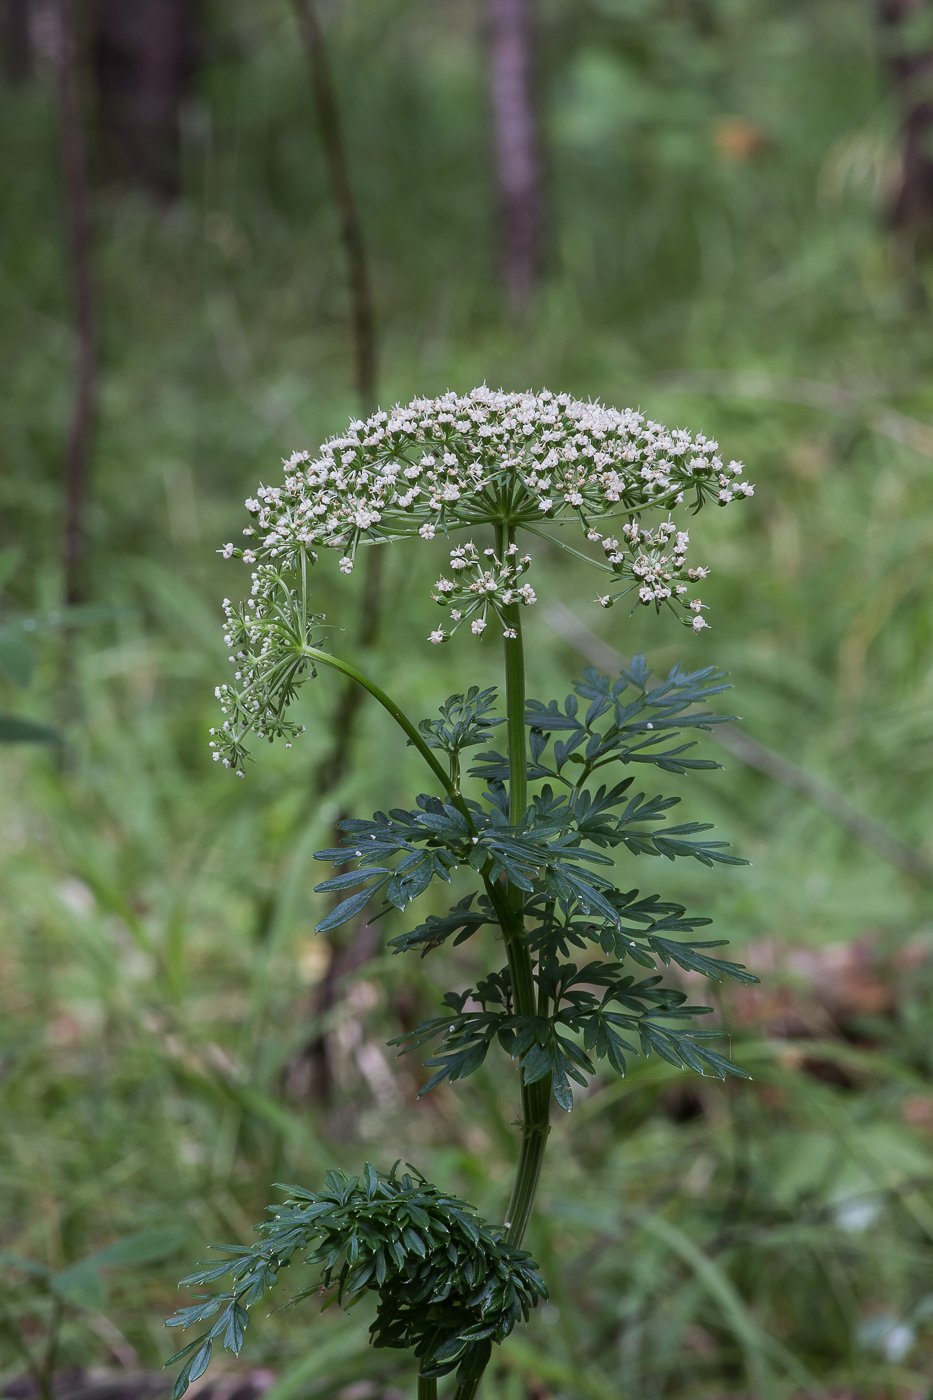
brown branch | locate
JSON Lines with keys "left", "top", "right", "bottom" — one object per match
{"left": 487, "top": 0, "right": 544, "bottom": 315}
{"left": 289, "top": 0, "right": 385, "bottom": 1106}
{"left": 52, "top": 0, "right": 96, "bottom": 605}
{"left": 290, "top": 0, "right": 383, "bottom": 795}
{"left": 543, "top": 601, "right": 933, "bottom": 885}
{"left": 291, "top": 0, "right": 377, "bottom": 408}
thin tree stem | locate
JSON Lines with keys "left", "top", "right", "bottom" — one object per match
{"left": 53, "top": 0, "right": 96, "bottom": 605}
{"left": 289, "top": 0, "right": 384, "bottom": 1103}
{"left": 487, "top": 0, "right": 543, "bottom": 315}
{"left": 291, "top": 0, "right": 377, "bottom": 407}
{"left": 417, "top": 1375, "right": 437, "bottom": 1400}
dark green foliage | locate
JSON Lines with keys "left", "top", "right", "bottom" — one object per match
{"left": 313, "top": 664, "right": 755, "bottom": 1115}
{"left": 392, "top": 956, "right": 751, "bottom": 1112}
{"left": 475, "top": 660, "right": 734, "bottom": 784}
{"left": 165, "top": 1165, "right": 546, "bottom": 1394}
{"left": 416, "top": 686, "right": 506, "bottom": 784}
{"left": 169, "top": 662, "right": 751, "bottom": 1390}
{"left": 314, "top": 665, "right": 749, "bottom": 937}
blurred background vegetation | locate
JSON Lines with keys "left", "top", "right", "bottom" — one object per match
{"left": 4, "top": 0, "right": 933, "bottom": 1397}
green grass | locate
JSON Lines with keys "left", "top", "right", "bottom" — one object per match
{"left": 3, "top": 0, "right": 933, "bottom": 1394}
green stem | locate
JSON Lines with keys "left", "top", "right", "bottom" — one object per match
{"left": 303, "top": 645, "right": 456, "bottom": 800}
{"left": 418, "top": 1375, "right": 437, "bottom": 1400}
{"left": 455, "top": 550, "right": 552, "bottom": 1400}
{"left": 502, "top": 606, "right": 526, "bottom": 828}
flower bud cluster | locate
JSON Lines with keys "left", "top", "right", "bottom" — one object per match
{"left": 428, "top": 542, "right": 536, "bottom": 644}
{"left": 207, "top": 570, "right": 324, "bottom": 772}
{"left": 589, "top": 520, "right": 711, "bottom": 631}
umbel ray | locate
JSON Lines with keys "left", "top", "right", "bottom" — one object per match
{"left": 166, "top": 387, "right": 758, "bottom": 1400}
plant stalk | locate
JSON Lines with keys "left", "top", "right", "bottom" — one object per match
{"left": 303, "top": 645, "right": 455, "bottom": 800}
{"left": 417, "top": 1376, "right": 437, "bottom": 1400}
{"left": 455, "top": 581, "right": 551, "bottom": 1400}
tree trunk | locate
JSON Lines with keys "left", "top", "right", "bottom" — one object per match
{"left": 486, "top": 0, "right": 544, "bottom": 316}
{"left": 52, "top": 0, "right": 96, "bottom": 605}
{"left": 2, "top": 0, "right": 31, "bottom": 83}
{"left": 879, "top": 0, "right": 933, "bottom": 291}
{"left": 92, "top": 0, "right": 196, "bottom": 200}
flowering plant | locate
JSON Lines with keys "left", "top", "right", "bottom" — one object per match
{"left": 168, "top": 389, "right": 757, "bottom": 1400}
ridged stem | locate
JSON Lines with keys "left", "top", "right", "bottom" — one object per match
{"left": 417, "top": 1375, "right": 437, "bottom": 1400}
{"left": 455, "top": 550, "right": 552, "bottom": 1400}
{"left": 302, "top": 645, "right": 456, "bottom": 801}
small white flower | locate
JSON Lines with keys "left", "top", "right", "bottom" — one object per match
{"left": 212, "top": 389, "right": 752, "bottom": 767}
{"left": 692, "top": 615, "right": 710, "bottom": 632}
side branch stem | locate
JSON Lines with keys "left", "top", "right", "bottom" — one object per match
{"left": 303, "top": 646, "right": 454, "bottom": 800}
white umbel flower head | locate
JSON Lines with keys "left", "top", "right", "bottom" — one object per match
{"left": 211, "top": 388, "right": 752, "bottom": 768}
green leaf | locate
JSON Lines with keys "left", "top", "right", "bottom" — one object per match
{"left": 51, "top": 1261, "right": 107, "bottom": 1310}
{"left": 0, "top": 631, "right": 35, "bottom": 687}
{"left": 173, "top": 1338, "right": 213, "bottom": 1398}
{"left": 89, "top": 1225, "right": 189, "bottom": 1268}
{"left": 0, "top": 713, "right": 60, "bottom": 744}
{"left": 316, "top": 884, "right": 382, "bottom": 933}
{"left": 0, "top": 546, "right": 22, "bottom": 591}
{"left": 22, "top": 603, "right": 136, "bottom": 632}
